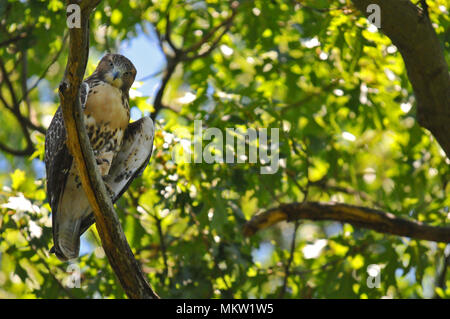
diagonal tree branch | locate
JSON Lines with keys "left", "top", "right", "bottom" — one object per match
{"left": 151, "top": 56, "right": 178, "bottom": 120}
{"left": 164, "top": 0, "right": 181, "bottom": 55}
{"left": 0, "top": 38, "right": 61, "bottom": 137}
{"left": 243, "top": 201, "right": 450, "bottom": 243}
{"left": 182, "top": 15, "right": 235, "bottom": 62}
{"left": 183, "top": 4, "right": 238, "bottom": 56}
{"left": 0, "top": 58, "right": 37, "bottom": 155}
{"left": 0, "top": 139, "right": 34, "bottom": 156}
{"left": 58, "top": 0, "right": 158, "bottom": 299}
{"left": 18, "top": 32, "right": 68, "bottom": 109}
{"left": 0, "top": 91, "right": 46, "bottom": 135}
{"left": 0, "top": 31, "right": 29, "bottom": 47}
{"left": 433, "top": 247, "right": 450, "bottom": 298}
{"left": 351, "top": 0, "right": 450, "bottom": 158}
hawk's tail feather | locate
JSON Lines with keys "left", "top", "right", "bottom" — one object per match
{"left": 50, "top": 209, "right": 81, "bottom": 261}
{"left": 48, "top": 245, "right": 69, "bottom": 262}
{"left": 54, "top": 217, "right": 82, "bottom": 261}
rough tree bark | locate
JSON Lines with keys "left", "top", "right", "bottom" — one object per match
{"left": 58, "top": 0, "right": 158, "bottom": 299}
{"left": 244, "top": 202, "right": 450, "bottom": 243}
{"left": 351, "top": 0, "right": 450, "bottom": 158}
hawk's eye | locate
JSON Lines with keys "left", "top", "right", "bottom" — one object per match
{"left": 109, "top": 62, "right": 114, "bottom": 67}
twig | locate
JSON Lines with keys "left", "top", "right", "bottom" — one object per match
{"left": 433, "top": 246, "right": 450, "bottom": 298}
{"left": 58, "top": 0, "right": 158, "bottom": 299}
{"left": 102, "top": 0, "right": 124, "bottom": 52}
{"left": 20, "top": 49, "right": 31, "bottom": 114}
{"left": 279, "top": 220, "right": 300, "bottom": 298}
{"left": 150, "top": 1, "right": 239, "bottom": 119}
{"left": 291, "top": 243, "right": 369, "bottom": 276}
{"left": 187, "top": 202, "right": 233, "bottom": 295}
{"left": 280, "top": 80, "right": 338, "bottom": 115}
{"left": 134, "top": 201, "right": 171, "bottom": 286}
{"left": 0, "top": 33, "right": 67, "bottom": 137}
{"left": 309, "top": 178, "right": 385, "bottom": 209}
{"left": 0, "top": 58, "right": 36, "bottom": 155}
{"left": 279, "top": 148, "right": 310, "bottom": 298}
{"left": 293, "top": 0, "right": 350, "bottom": 13}
{"left": 0, "top": 57, "right": 19, "bottom": 109}
{"left": 183, "top": 4, "right": 238, "bottom": 56}
{"left": 155, "top": 214, "right": 170, "bottom": 284}
{"left": 137, "top": 68, "right": 164, "bottom": 82}
{"left": 19, "top": 33, "right": 68, "bottom": 106}
{"left": 164, "top": 0, "right": 180, "bottom": 55}
{"left": 0, "top": 140, "right": 34, "bottom": 156}
{"left": 0, "top": 92, "right": 46, "bottom": 135}
{"left": 0, "top": 32, "right": 28, "bottom": 47}
{"left": 152, "top": 58, "right": 178, "bottom": 119}
{"left": 182, "top": 20, "right": 233, "bottom": 62}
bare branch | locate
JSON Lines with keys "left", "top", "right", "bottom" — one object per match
{"left": 150, "top": 3, "right": 239, "bottom": 119}
{"left": 0, "top": 92, "right": 46, "bottom": 135}
{"left": 164, "top": 0, "right": 181, "bottom": 54}
{"left": 433, "top": 248, "right": 450, "bottom": 298}
{"left": 279, "top": 80, "right": 338, "bottom": 114}
{"left": 19, "top": 32, "right": 68, "bottom": 106}
{"left": 0, "top": 33, "right": 64, "bottom": 136}
{"left": 183, "top": 4, "right": 238, "bottom": 56}
{"left": 0, "top": 58, "right": 36, "bottom": 155}
{"left": 278, "top": 220, "right": 300, "bottom": 298}
{"left": 58, "top": 0, "right": 158, "bottom": 299}
{"left": 182, "top": 18, "right": 234, "bottom": 62}
{"left": 0, "top": 140, "right": 34, "bottom": 156}
{"left": 293, "top": 0, "right": 351, "bottom": 14}
{"left": 309, "top": 178, "right": 379, "bottom": 206}
{"left": 244, "top": 201, "right": 450, "bottom": 243}
{"left": 0, "top": 57, "right": 19, "bottom": 109}
{"left": 20, "top": 49, "right": 31, "bottom": 114}
{"left": 151, "top": 58, "right": 178, "bottom": 120}
{"left": 0, "top": 32, "right": 28, "bottom": 47}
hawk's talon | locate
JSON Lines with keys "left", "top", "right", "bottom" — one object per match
{"left": 96, "top": 158, "right": 110, "bottom": 165}
{"left": 96, "top": 157, "right": 112, "bottom": 176}
{"left": 103, "top": 181, "right": 115, "bottom": 199}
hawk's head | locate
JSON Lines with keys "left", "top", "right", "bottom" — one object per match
{"left": 95, "top": 53, "right": 137, "bottom": 92}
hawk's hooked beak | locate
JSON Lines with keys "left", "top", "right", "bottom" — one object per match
{"left": 107, "top": 67, "right": 124, "bottom": 88}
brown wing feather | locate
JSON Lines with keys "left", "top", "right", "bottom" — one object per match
{"left": 45, "top": 108, "right": 72, "bottom": 223}
{"left": 45, "top": 82, "right": 90, "bottom": 255}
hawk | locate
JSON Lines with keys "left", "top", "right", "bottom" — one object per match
{"left": 45, "top": 53, "right": 155, "bottom": 261}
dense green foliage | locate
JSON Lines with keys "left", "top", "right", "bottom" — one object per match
{"left": 0, "top": 0, "right": 449, "bottom": 299}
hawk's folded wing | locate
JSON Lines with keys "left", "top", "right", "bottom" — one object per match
{"left": 78, "top": 116, "right": 155, "bottom": 236}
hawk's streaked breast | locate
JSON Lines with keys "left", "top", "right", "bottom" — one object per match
{"left": 84, "top": 82, "right": 130, "bottom": 131}
{"left": 84, "top": 82, "right": 130, "bottom": 176}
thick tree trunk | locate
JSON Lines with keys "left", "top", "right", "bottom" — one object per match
{"left": 352, "top": 0, "right": 450, "bottom": 158}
